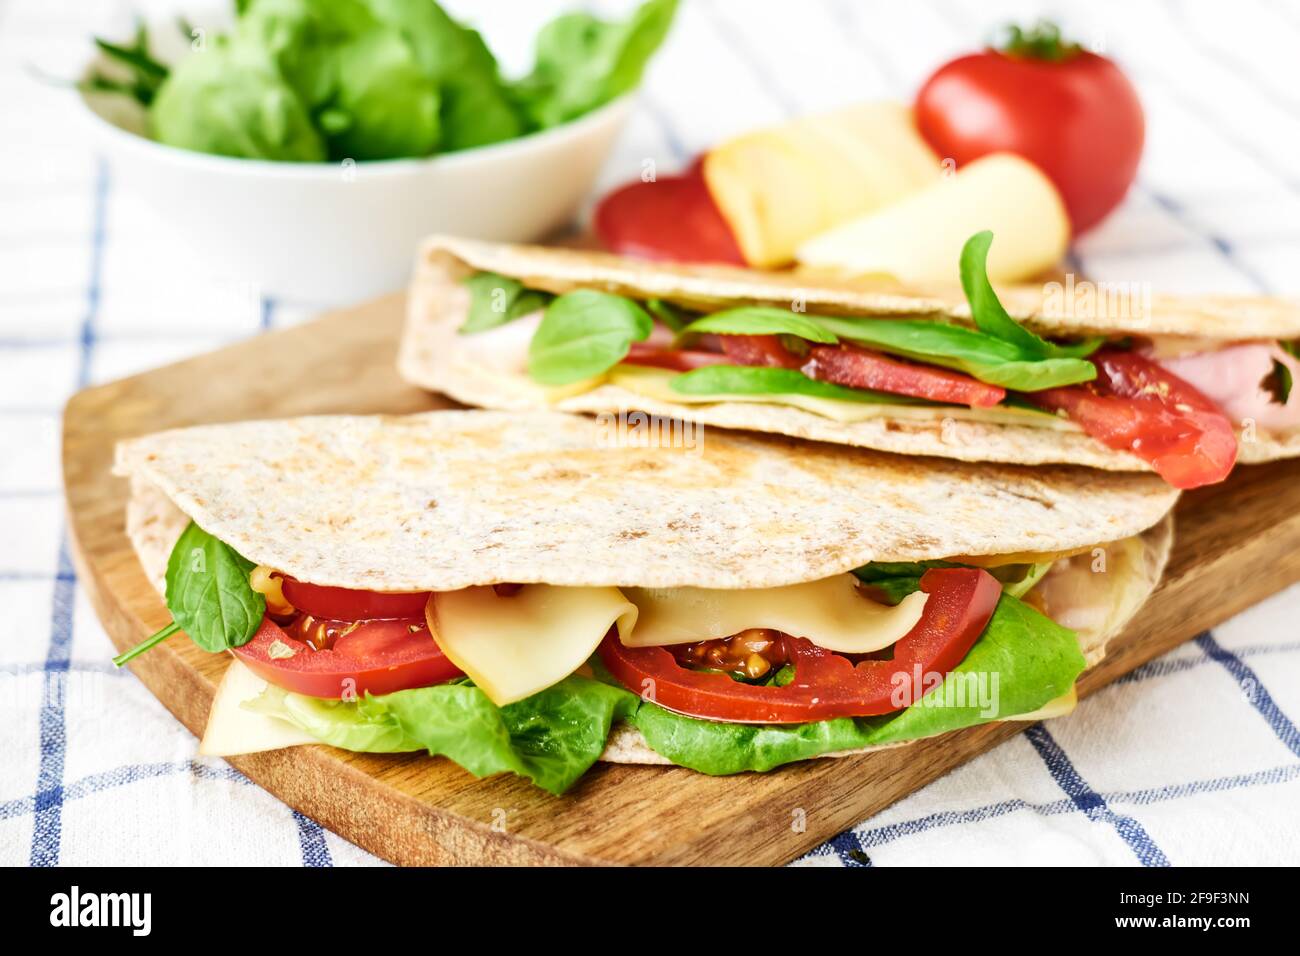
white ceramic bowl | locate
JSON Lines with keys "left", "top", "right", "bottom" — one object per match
{"left": 77, "top": 14, "right": 632, "bottom": 304}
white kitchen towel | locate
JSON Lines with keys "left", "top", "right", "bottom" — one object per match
{"left": 2, "top": 0, "right": 1298, "bottom": 866}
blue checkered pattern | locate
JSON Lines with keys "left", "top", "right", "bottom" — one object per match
{"left": 3, "top": 0, "right": 1299, "bottom": 866}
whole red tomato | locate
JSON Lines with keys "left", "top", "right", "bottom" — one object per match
{"left": 915, "top": 23, "right": 1144, "bottom": 234}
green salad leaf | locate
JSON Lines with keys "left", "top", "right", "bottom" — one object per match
{"left": 368, "top": 0, "right": 524, "bottom": 150}
{"left": 813, "top": 316, "right": 1098, "bottom": 391}
{"left": 511, "top": 0, "right": 679, "bottom": 129}
{"left": 677, "top": 306, "right": 838, "bottom": 345}
{"left": 461, "top": 272, "right": 554, "bottom": 333}
{"left": 150, "top": 36, "right": 327, "bottom": 161}
{"left": 1263, "top": 358, "right": 1293, "bottom": 405}
{"left": 670, "top": 365, "right": 924, "bottom": 404}
{"left": 114, "top": 521, "right": 266, "bottom": 666}
{"left": 960, "top": 230, "right": 1103, "bottom": 361}
{"left": 100, "top": 0, "right": 675, "bottom": 162}
{"left": 645, "top": 298, "right": 692, "bottom": 332}
{"left": 257, "top": 675, "right": 637, "bottom": 794}
{"left": 621, "top": 592, "right": 1084, "bottom": 774}
{"left": 528, "top": 290, "right": 653, "bottom": 384}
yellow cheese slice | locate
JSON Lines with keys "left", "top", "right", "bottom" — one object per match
{"left": 198, "top": 657, "right": 318, "bottom": 757}
{"left": 608, "top": 365, "right": 1080, "bottom": 431}
{"left": 1006, "top": 685, "right": 1078, "bottom": 721}
{"left": 795, "top": 152, "right": 1070, "bottom": 283}
{"left": 704, "top": 101, "right": 942, "bottom": 267}
{"left": 427, "top": 586, "right": 638, "bottom": 706}
{"left": 621, "top": 575, "right": 928, "bottom": 654}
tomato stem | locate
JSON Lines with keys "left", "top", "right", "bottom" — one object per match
{"left": 113, "top": 620, "right": 180, "bottom": 667}
{"left": 995, "top": 20, "right": 1082, "bottom": 62}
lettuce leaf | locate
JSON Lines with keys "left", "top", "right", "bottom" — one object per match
{"left": 252, "top": 674, "right": 636, "bottom": 795}
{"left": 620, "top": 593, "right": 1085, "bottom": 775}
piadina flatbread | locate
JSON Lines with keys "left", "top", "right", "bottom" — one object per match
{"left": 398, "top": 237, "right": 1300, "bottom": 476}
{"left": 115, "top": 410, "right": 1175, "bottom": 790}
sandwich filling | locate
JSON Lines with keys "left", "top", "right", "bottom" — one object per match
{"left": 451, "top": 232, "right": 1299, "bottom": 489}
{"left": 125, "top": 517, "right": 1167, "bottom": 795}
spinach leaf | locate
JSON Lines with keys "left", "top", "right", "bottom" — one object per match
{"left": 511, "top": 0, "right": 679, "bottom": 129}
{"left": 150, "top": 37, "right": 327, "bottom": 161}
{"left": 670, "top": 365, "right": 924, "bottom": 404}
{"left": 960, "top": 230, "right": 1103, "bottom": 360}
{"left": 528, "top": 290, "right": 653, "bottom": 384}
{"left": 623, "top": 592, "right": 1085, "bottom": 774}
{"left": 460, "top": 272, "right": 553, "bottom": 333}
{"left": 814, "top": 316, "right": 1097, "bottom": 391}
{"left": 677, "top": 306, "right": 838, "bottom": 345}
{"left": 113, "top": 522, "right": 266, "bottom": 666}
{"left": 368, "top": 0, "right": 524, "bottom": 150}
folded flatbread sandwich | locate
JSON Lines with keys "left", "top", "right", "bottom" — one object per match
{"left": 399, "top": 233, "right": 1300, "bottom": 489}
{"left": 114, "top": 410, "right": 1175, "bottom": 793}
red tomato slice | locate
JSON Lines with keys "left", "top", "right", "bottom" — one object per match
{"left": 599, "top": 568, "right": 1001, "bottom": 723}
{"left": 280, "top": 577, "right": 431, "bottom": 621}
{"left": 232, "top": 615, "right": 462, "bottom": 699}
{"left": 624, "top": 342, "right": 731, "bottom": 371}
{"left": 594, "top": 158, "right": 746, "bottom": 265}
{"left": 803, "top": 343, "right": 1008, "bottom": 408}
{"left": 1026, "top": 349, "right": 1237, "bottom": 489}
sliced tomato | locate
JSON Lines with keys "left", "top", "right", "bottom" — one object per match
{"left": 803, "top": 344, "right": 1008, "bottom": 408}
{"left": 624, "top": 342, "right": 731, "bottom": 371}
{"left": 232, "top": 615, "right": 462, "bottom": 699}
{"left": 280, "top": 577, "right": 431, "bottom": 621}
{"left": 1025, "top": 348, "right": 1237, "bottom": 488}
{"left": 599, "top": 568, "right": 1001, "bottom": 723}
{"left": 593, "top": 157, "right": 746, "bottom": 265}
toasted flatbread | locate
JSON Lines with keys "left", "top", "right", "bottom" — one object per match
{"left": 399, "top": 237, "right": 1300, "bottom": 470}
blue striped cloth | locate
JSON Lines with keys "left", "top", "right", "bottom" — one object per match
{"left": 4, "top": 0, "right": 1298, "bottom": 866}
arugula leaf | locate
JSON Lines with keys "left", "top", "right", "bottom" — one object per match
{"left": 511, "top": 0, "right": 679, "bottom": 129}
{"left": 622, "top": 593, "right": 1084, "bottom": 774}
{"left": 814, "top": 316, "right": 1097, "bottom": 391}
{"left": 1262, "top": 358, "right": 1293, "bottom": 405}
{"left": 460, "top": 272, "right": 553, "bottom": 333}
{"left": 528, "top": 290, "right": 653, "bottom": 385}
{"left": 677, "top": 306, "right": 838, "bottom": 345}
{"left": 960, "top": 230, "right": 1103, "bottom": 361}
{"left": 670, "top": 365, "right": 925, "bottom": 404}
{"left": 113, "top": 522, "right": 266, "bottom": 666}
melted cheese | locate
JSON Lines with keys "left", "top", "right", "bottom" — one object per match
{"left": 608, "top": 365, "right": 1080, "bottom": 431}
{"left": 621, "top": 575, "right": 928, "bottom": 654}
{"left": 198, "top": 657, "right": 317, "bottom": 757}
{"left": 427, "top": 586, "right": 638, "bottom": 706}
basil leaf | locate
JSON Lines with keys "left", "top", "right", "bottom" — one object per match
{"left": 164, "top": 522, "right": 266, "bottom": 653}
{"left": 528, "top": 290, "right": 653, "bottom": 385}
{"left": 814, "top": 316, "right": 1097, "bottom": 391}
{"left": 1262, "top": 358, "right": 1293, "bottom": 405}
{"left": 960, "top": 230, "right": 1103, "bottom": 361}
{"left": 460, "top": 272, "right": 553, "bottom": 334}
{"left": 678, "top": 306, "right": 839, "bottom": 345}
{"left": 670, "top": 365, "right": 928, "bottom": 405}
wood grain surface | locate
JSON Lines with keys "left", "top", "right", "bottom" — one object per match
{"left": 62, "top": 292, "right": 1300, "bottom": 866}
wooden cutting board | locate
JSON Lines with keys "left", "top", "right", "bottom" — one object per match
{"left": 63, "top": 293, "right": 1300, "bottom": 866}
